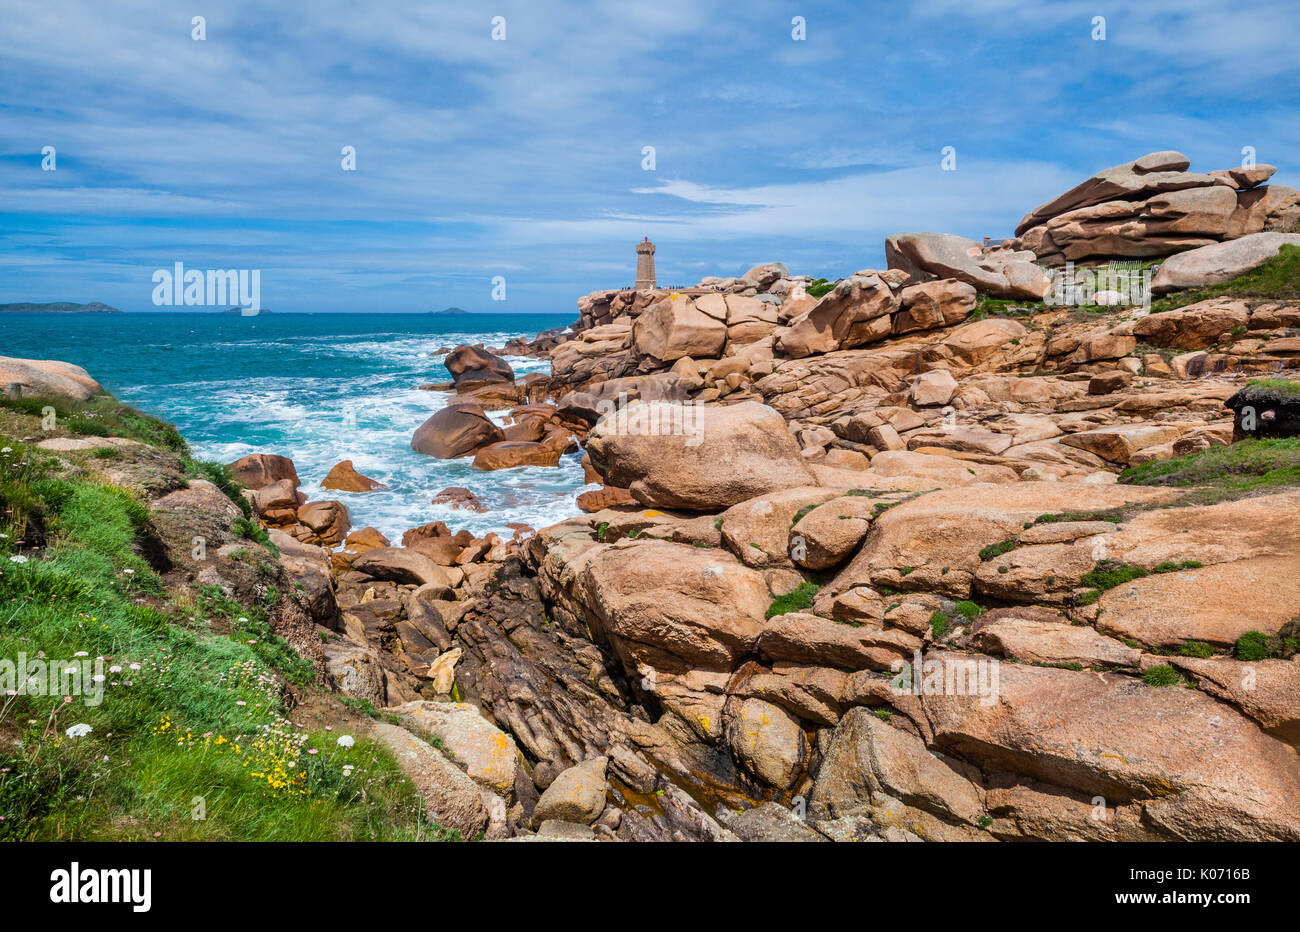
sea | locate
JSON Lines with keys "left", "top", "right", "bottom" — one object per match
{"left": 0, "top": 311, "right": 588, "bottom": 542}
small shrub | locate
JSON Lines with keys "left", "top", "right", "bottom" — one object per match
{"left": 1234, "top": 630, "right": 1273, "bottom": 662}
{"left": 766, "top": 581, "right": 819, "bottom": 619}
{"left": 232, "top": 516, "right": 279, "bottom": 557}
{"left": 1142, "top": 665, "right": 1184, "bottom": 687}
{"left": 1178, "top": 640, "right": 1215, "bottom": 659}
{"left": 1080, "top": 560, "right": 1147, "bottom": 591}
{"left": 979, "top": 539, "right": 1017, "bottom": 562}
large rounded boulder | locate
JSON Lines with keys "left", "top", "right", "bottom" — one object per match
{"left": 585, "top": 400, "right": 816, "bottom": 511}
{"left": 0, "top": 356, "right": 101, "bottom": 401}
{"left": 411, "top": 402, "right": 504, "bottom": 458}
{"left": 443, "top": 344, "right": 515, "bottom": 388}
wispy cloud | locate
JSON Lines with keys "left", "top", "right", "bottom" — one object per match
{"left": 0, "top": 0, "right": 1296, "bottom": 311}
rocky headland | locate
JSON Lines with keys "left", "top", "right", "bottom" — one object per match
{"left": 5, "top": 150, "right": 1299, "bottom": 842}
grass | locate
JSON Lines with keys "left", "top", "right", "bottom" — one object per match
{"left": 1242, "top": 377, "right": 1300, "bottom": 398}
{"left": 978, "top": 538, "right": 1017, "bottom": 562}
{"left": 0, "top": 413, "right": 448, "bottom": 841}
{"left": 0, "top": 395, "right": 187, "bottom": 454}
{"left": 969, "top": 296, "right": 1042, "bottom": 321}
{"left": 1149, "top": 243, "right": 1300, "bottom": 313}
{"left": 1142, "top": 665, "right": 1184, "bottom": 687}
{"left": 765, "top": 581, "right": 819, "bottom": 619}
{"left": 232, "top": 515, "right": 279, "bottom": 557}
{"left": 1032, "top": 510, "right": 1124, "bottom": 526}
{"left": 0, "top": 394, "right": 250, "bottom": 518}
{"left": 1120, "top": 438, "right": 1300, "bottom": 504}
{"left": 954, "top": 600, "right": 983, "bottom": 621}
{"left": 929, "top": 610, "right": 950, "bottom": 639}
{"left": 1178, "top": 640, "right": 1215, "bottom": 659}
{"left": 1152, "top": 560, "right": 1203, "bottom": 574}
{"left": 1080, "top": 561, "right": 1148, "bottom": 591}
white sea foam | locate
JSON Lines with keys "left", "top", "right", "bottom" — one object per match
{"left": 172, "top": 327, "right": 587, "bottom": 543}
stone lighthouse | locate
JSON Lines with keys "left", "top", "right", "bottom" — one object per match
{"left": 634, "top": 237, "right": 657, "bottom": 290}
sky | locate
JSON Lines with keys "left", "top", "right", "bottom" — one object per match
{"left": 2, "top": 0, "right": 1299, "bottom": 314}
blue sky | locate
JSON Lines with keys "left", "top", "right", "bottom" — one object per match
{"left": 2, "top": 0, "right": 1299, "bottom": 313}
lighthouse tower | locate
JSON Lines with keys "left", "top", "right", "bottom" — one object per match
{"left": 634, "top": 237, "right": 657, "bottom": 290}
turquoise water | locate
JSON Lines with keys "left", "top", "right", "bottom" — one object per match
{"left": 1, "top": 311, "right": 587, "bottom": 541}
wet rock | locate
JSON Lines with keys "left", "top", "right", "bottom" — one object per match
{"left": 444, "top": 344, "right": 515, "bottom": 388}
{"left": 411, "top": 401, "right": 506, "bottom": 459}
{"left": 321, "top": 459, "right": 385, "bottom": 492}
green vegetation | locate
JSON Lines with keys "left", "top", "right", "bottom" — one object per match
{"left": 1234, "top": 630, "right": 1275, "bottom": 662}
{"left": 596, "top": 521, "right": 610, "bottom": 540}
{"left": 0, "top": 401, "right": 445, "bottom": 841}
{"left": 0, "top": 394, "right": 250, "bottom": 518}
{"left": 186, "top": 459, "right": 251, "bottom": 518}
{"left": 1177, "top": 640, "right": 1215, "bottom": 659}
{"left": 929, "top": 610, "right": 950, "bottom": 639}
{"left": 1120, "top": 438, "right": 1300, "bottom": 505}
{"left": 766, "top": 581, "right": 820, "bottom": 619}
{"left": 1243, "top": 377, "right": 1300, "bottom": 398}
{"left": 1081, "top": 561, "right": 1148, "bottom": 591}
{"left": 806, "top": 278, "right": 836, "bottom": 299}
{"left": 978, "top": 538, "right": 1017, "bottom": 562}
{"left": 954, "top": 600, "right": 983, "bottom": 621}
{"left": 232, "top": 515, "right": 279, "bottom": 557}
{"left": 873, "top": 709, "right": 891, "bottom": 723}
{"left": 1141, "top": 665, "right": 1184, "bottom": 687}
{"left": 1149, "top": 243, "right": 1300, "bottom": 314}
{"left": 969, "top": 296, "right": 1042, "bottom": 321}
{"left": 1033, "top": 510, "right": 1124, "bottom": 525}
{"left": 0, "top": 395, "right": 186, "bottom": 453}
{"left": 1152, "top": 560, "right": 1203, "bottom": 574}
{"left": 790, "top": 504, "right": 818, "bottom": 527}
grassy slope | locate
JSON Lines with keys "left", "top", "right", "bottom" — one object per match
{"left": 1119, "top": 437, "right": 1300, "bottom": 504}
{"left": 1149, "top": 243, "right": 1300, "bottom": 313}
{"left": 0, "top": 397, "right": 448, "bottom": 841}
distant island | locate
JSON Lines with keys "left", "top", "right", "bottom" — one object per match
{"left": 430, "top": 306, "right": 469, "bottom": 315}
{"left": 0, "top": 301, "right": 120, "bottom": 314}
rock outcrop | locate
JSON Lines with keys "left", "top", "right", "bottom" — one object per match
{"left": 1011, "top": 151, "right": 1300, "bottom": 264}
{"left": 586, "top": 401, "right": 816, "bottom": 510}
{"left": 0, "top": 356, "right": 102, "bottom": 401}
